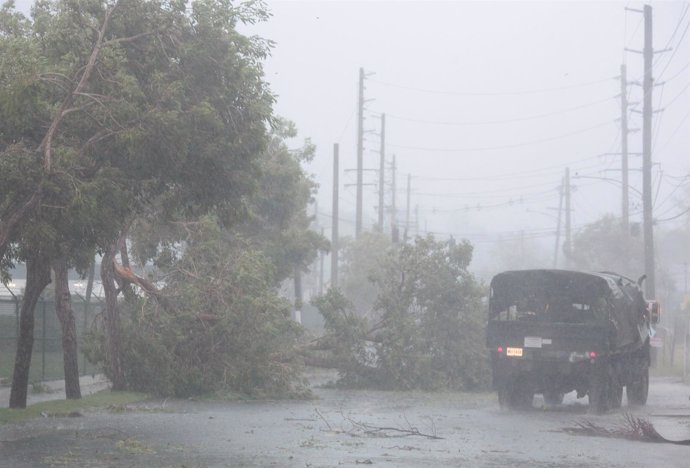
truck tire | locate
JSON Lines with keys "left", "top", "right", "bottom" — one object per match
{"left": 608, "top": 381, "right": 623, "bottom": 409}
{"left": 498, "top": 378, "right": 533, "bottom": 409}
{"left": 627, "top": 365, "right": 649, "bottom": 406}
{"left": 588, "top": 363, "right": 610, "bottom": 414}
{"left": 543, "top": 390, "right": 565, "bottom": 405}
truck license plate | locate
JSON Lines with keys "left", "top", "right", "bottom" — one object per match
{"left": 506, "top": 347, "right": 523, "bottom": 357}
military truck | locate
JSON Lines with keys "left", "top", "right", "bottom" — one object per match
{"left": 486, "top": 269, "right": 659, "bottom": 413}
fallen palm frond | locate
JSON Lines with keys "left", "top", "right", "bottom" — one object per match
{"left": 564, "top": 413, "right": 690, "bottom": 445}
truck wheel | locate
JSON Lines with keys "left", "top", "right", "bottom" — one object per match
{"left": 498, "top": 378, "right": 533, "bottom": 409}
{"left": 511, "top": 378, "right": 534, "bottom": 409}
{"left": 543, "top": 390, "right": 564, "bottom": 405}
{"left": 497, "top": 385, "right": 510, "bottom": 409}
{"left": 588, "top": 364, "right": 610, "bottom": 414}
{"left": 627, "top": 365, "right": 649, "bottom": 406}
{"left": 608, "top": 381, "right": 623, "bottom": 409}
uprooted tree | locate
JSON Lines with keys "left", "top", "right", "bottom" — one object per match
{"left": 85, "top": 118, "right": 326, "bottom": 397}
{"left": 1, "top": 0, "right": 327, "bottom": 404}
{"left": 313, "top": 235, "right": 490, "bottom": 391}
{"left": 88, "top": 217, "right": 311, "bottom": 398}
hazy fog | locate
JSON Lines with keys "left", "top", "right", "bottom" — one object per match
{"left": 249, "top": 0, "right": 689, "bottom": 280}
{"left": 13, "top": 0, "right": 690, "bottom": 282}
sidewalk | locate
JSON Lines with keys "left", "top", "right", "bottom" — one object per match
{"left": 0, "top": 374, "right": 110, "bottom": 408}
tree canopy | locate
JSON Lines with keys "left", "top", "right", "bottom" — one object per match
{"left": 315, "top": 235, "right": 489, "bottom": 391}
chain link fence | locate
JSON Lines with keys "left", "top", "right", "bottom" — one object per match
{"left": 0, "top": 295, "right": 103, "bottom": 385}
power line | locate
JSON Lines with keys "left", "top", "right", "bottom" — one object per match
{"left": 658, "top": 108, "right": 690, "bottom": 151}
{"left": 657, "top": 19, "right": 690, "bottom": 79}
{"left": 654, "top": 4, "right": 690, "bottom": 68}
{"left": 367, "top": 76, "right": 615, "bottom": 97}
{"left": 656, "top": 206, "right": 690, "bottom": 223}
{"left": 381, "top": 95, "right": 616, "bottom": 127}
{"left": 412, "top": 154, "right": 614, "bottom": 182}
{"left": 663, "top": 59, "right": 690, "bottom": 83}
{"left": 662, "top": 80, "right": 690, "bottom": 109}
{"left": 389, "top": 120, "right": 615, "bottom": 153}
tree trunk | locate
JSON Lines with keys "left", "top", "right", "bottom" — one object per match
{"left": 101, "top": 244, "right": 126, "bottom": 390}
{"left": 9, "top": 252, "right": 51, "bottom": 408}
{"left": 54, "top": 259, "right": 81, "bottom": 399}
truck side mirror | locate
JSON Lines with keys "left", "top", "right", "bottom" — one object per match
{"left": 647, "top": 301, "right": 661, "bottom": 325}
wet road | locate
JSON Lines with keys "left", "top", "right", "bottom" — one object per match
{"left": 2, "top": 374, "right": 690, "bottom": 467}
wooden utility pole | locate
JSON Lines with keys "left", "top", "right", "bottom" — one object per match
{"left": 391, "top": 154, "right": 398, "bottom": 242}
{"left": 378, "top": 113, "right": 386, "bottom": 232}
{"left": 564, "top": 167, "right": 571, "bottom": 267}
{"left": 415, "top": 205, "right": 419, "bottom": 237}
{"left": 620, "top": 64, "right": 630, "bottom": 234}
{"left": 553, "top": 176, "right": 565, "bottom": 268}
{"left": 319, "top": 227, "right": 324, "bottom": 295}
{"left": 404, "top": 174, "right": 411, "bottom": 242}
{"left": 293, "top": 268, "right": 302, "bottom": 324}
{"left": 641, "top": 4, "right": 655, "bottom": 298}
{"left": 331, "top": 144, "right": 339, "bottom": 288}
{"left": 356, "top": 68, "right": 364, "bottom": 238}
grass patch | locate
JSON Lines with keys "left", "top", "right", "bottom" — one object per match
{"left": 0, "top": 390, "right": 147, "bottom": 425}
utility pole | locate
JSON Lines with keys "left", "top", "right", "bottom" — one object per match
{"left": 564, "top": 167, "right": 572, "bottom": 267}
{"left": 415, "top": 205, "right": 419, "bottom": 237}
{"left": 404, "top": 174, "right": 411, "bottom": 242}
{"left": 553, "top": 176, "right": 565, "bottom": 268}
{"left": 626, "top": 4, "right": 664, "bottom": 298}
{"left": 641, "top": 4, "right": 655, "bottom": 298}
{"left": 293, "top": 268, "right": 302, "bottom": 324}
{"left": 378, "top": 113, "right": 386, "bottom": 232}
{"left": 391, "top": 154, "right": 398, "bottom": 242}
{"left": 331, "top": 144, "right": 339, "bottom": 289}
{"left": 356, "top": 67, "right": 365, "bottom": 238}
{"left": 319, "top": 227, "right": 324, "bottom": 295}
{"left": 620, "top": 64, "right": 630, "bottom": 234}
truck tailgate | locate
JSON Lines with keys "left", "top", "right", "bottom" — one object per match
{"left": 487, "top": 321, "right": 608, "bottom": 354}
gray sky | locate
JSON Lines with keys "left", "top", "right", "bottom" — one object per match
{"left": 11, "top": 0, "right": 690, "bottom": 278}
{"left": 250, "top": 0, "right": 689, "bottom": 276}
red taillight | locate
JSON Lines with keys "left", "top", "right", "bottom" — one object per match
{"left": 497, "top": 346, "right": 504, "bottom": 354}
{"left": 589, "top": 351, "right": 597, "bottom": 359}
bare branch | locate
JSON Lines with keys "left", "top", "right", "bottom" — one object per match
{"left": 37, "top": 3, "right": 118, "bottom": 173}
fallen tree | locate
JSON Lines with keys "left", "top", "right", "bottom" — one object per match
{"left": 312, "top": 236, "right": 490, "bottom": 391}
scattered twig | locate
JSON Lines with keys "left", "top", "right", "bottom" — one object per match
{"left": 314, "top": 407, "right": 333, "bottom": 431}
{"left": 343, "top": 414, "right": 443, "bottom": 440}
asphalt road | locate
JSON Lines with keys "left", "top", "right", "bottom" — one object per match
{"left": 2, "top": 373, "right": 690, "bottom": 467}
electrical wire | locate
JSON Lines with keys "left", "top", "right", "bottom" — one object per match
{"left": 381, "top": 95, "right": 616, "bottom": 127}
{"left": 412, "top": 154, "right": 616, "bottom": 182}
{"left": 388, "top": 120, "right": 615, "bottom": 153}
{"left": 656, "top": 206, "right": 690, "bottom": 223}
{"left": 662, "top": 80, "right": 690, "bottom": 109}
{"left": 367, "top": 76, "right": 615, "bottom": 97}
{"left": 657, "top": 19, "right": 690, "bottom": 80}
{"left": 658, "top": 108, "right": 690, "bottom": 152}
{"left": 663, "top": 59, "right": 690, "bottom": 83}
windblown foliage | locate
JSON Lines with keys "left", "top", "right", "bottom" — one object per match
{"left": 315, "top": 236, "right": 490, "bottom": 391}
{"left": 88, "top": 217, "right": 307, "bottom": 398}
